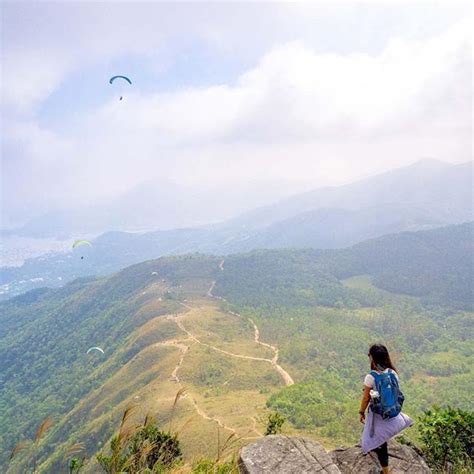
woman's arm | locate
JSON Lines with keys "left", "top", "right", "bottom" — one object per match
{"left": 359, "top": 386, "right": 371, "bottom": 423}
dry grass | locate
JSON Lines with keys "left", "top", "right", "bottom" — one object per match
{"left": 34, "top": 416, "right": 54, "bottom": 444}
{"left": 9, "top": 441, "right": 30, "bottom": 461}
{"left": 28, "top": 295, "right": 292, "bottom": 472}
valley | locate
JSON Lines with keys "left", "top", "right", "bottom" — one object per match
{"left": 1, "top": 225, "right": 472, "bottom": 472}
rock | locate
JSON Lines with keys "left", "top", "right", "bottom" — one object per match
{"left": 239, "top": 435, "right": 341, "bottom": 473}
{"left": 330, "top": 439, "right": 431, "bottom": 473}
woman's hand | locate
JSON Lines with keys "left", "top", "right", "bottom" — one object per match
{"left": 359, "top": 411, "right": 366, "bottom": 424}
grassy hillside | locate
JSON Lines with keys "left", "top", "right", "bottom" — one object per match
{"left": 1, "top": 224, "right": 472, "bottom": 471}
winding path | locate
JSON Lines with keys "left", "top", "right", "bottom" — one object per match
{"left": 155, "top": 339, "right": 192, "bottom": 382}
{"left": 155, "top": 334, "right": 239, "bottom": 434}
{"left": 155, "top": 258, "right": 294, "bottom": 439}
{"left": 206, "top": 259, "right": 294, "bottom": 386}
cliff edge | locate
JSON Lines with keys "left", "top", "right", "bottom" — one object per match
{"left": 239, "top": 435, "right": 431, "bottom": 473}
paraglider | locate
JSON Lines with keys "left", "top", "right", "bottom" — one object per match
{"left": 72, "top": 239, "right": 91, "bottom": 260}
{"left": 109, "top": 75, "right": 132, "bottom": 85}
{"left": 87, "top": 346, "right": 104, "bottom": 355}
{"left": 72, "top": 239, "right": 92, "bottom": 249}
{"left": 109, "top": 75, "right": 132, "bottom": 101}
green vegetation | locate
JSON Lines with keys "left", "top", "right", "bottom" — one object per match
{"left": 322, "top": 222, "right": 474, "bottom": 309}
{"left": 191, "top": 457, "right": 239, "bottom": 473}
{"left": 1, "top": 224, "right": 472, "bottom": 470}
{"left": 265, "top": 413, "right": 286, "bottom": 435}
{"left": 0, "top": 256, "right": 217, "bottom": 471}
{"left": 249, "top": 301, "right": 473, "bottom": 446}
{"left": 418, "top": 406, "right": 474, "bottom": 472}
{"left": 96, "top": 410, "right": 182, "bottom": 473}
{"left": 215, "top": 223, "right": 473, "bottom": 310}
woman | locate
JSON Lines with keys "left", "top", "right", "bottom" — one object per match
{"left": 359, "top": 344, "right": 413, "bottom": 474}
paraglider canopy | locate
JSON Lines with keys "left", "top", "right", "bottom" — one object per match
{"left": 87, "top": 346, "right": 104, "bottom": 355}
{"left": 109, "top": 75, "right": 132, "bottom": 85}
{"left": 72, "top": 239, "right": 92, "bottom": 249}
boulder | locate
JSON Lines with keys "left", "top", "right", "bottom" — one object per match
{"left": 239, "top": 435, "right": 341, "bottom": 473}
{"left": 330, "top": 439, "right": 431, "bottom": 473}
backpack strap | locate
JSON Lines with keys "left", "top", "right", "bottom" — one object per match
{"left": 370, "top": 370, "right": 383, "bottom": 389}
{"left": 370, "top": 370, "right": 381, "bottom": 380}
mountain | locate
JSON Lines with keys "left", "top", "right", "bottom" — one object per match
{"left": 1, "top": 160, "right": 472, "bottom": 300}
{"left": 224, "top": 159, "right": 473, "bottom": 231}
{"left": 2, "top": 224, "right": 472, "bottom": 472}
{"left": 4, "top": 178, "right": 303, "bottom": 238}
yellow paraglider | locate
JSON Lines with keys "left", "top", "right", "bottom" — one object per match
{"left": 72, "top": 239, "right": 92, "bottom": 259}
{"left": 72, "top": 239, "right": 92, "bottom": 249}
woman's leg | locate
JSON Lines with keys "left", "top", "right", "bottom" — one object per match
{"left": 373, "top": 442, "right": 389, "bottom": 473}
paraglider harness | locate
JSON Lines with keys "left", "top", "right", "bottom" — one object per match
{"left": 369, "top": 368, "right": 404, "bottom": 437}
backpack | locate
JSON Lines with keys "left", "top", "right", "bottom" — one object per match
{"left": 369, "top": 369, "right": 404, "bottom": 419}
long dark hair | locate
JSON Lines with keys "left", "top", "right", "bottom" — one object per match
{"left": 368, "top": 344, "right": 397, "bottom": 373}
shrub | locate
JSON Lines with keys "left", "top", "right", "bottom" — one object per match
{"left": 96, "top": 411, "right": 182, "bottom": 473}
{"left": 418, "top": 406, "right": 474, "bottom": 471}
{"left": 265, "top": 412, "right": 286, "bottom": 435}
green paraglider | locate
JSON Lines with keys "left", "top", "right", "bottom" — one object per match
{"left": 109, "top": 75, "right": 132, "bottom": 85}
{"left": 109, "top": 76, "right": 132, "bottom": 102}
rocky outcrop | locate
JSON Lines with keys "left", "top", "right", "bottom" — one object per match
{"left": 239, "top": 436, "right": 431, "bottom": 474}
{"left": 330, "top": 439, "right": 431, "bottom": 473}
{"left": 239, "top": 435, "right": 341, "bottom": 473}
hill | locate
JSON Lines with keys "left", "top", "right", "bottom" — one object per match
{"left": 225, "top": 159, "right": 473, "bottom": 231}
{"left": 1, "top": 223, "right": 472, "bottom": 471}
{"left": 1, "top": 160, "right": 472, "bottom": 300}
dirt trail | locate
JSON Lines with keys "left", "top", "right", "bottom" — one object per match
{"left": 207, "top": 280, "right": 216, "bottom": 297}
{"left": 188, "top": 397, "right": 237, "bottom": 434}
{"left": 249, "top": 416, "right": 264, "bottom": 437}
{"left": 155, "top": 339, "right": 192, "bottom": 382}
{"left": 155, "top": 323, "right": 241, "bottom": 434}
{"left": 154, "top": 257, "right": 293, "bottom": 438}
{"left": 205, "top": 262, "right": 294, "bottom": 386}
{"left": 172, "top": 310, "right": 275, "bottom": 364}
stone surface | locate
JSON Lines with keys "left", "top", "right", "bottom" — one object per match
{"left": 239, "top": 435, "right": 341, "bottom": 473}
{"left": 330, "top": 439, "right": 432, "bottom": 473}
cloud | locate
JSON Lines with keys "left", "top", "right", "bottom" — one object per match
{"left": 86, "top": 18, "right": 471, "bottom": 145}
{"left": 1, "top": 52, "right": 71, "bottom": 115}
{"left": 1, "top": 4, "right": 472, "bottom": 227}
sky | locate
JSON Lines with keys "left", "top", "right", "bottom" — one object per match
{"left": 1, "top": 1, "right": 472, "bottom": 229}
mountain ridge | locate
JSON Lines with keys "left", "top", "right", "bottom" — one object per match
{"left": 1, "top": 159, "right": 472, "bottom": 300}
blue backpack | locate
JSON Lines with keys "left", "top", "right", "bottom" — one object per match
{"left": 369, "top": 369, "right": 404, "bottom": 419}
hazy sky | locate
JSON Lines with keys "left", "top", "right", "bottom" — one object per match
{"left": 1, "top": 1, "right": 472, "bottom": 227}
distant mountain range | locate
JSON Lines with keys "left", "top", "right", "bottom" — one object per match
{"left": 223, "top": 158, "right": 472, "bottom": 230}
{"left": 1, "top": 159, "right": 472, "bottom": 300}
{"left": 3, "top": 178, "right": 306, "bottom": 238}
